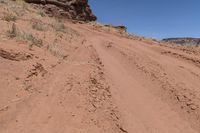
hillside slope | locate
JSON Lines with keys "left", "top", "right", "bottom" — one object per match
{"left": 0, "top": 1, "right": 200, "bottom": 133}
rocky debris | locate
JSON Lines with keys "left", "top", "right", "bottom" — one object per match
{"left": 163, "top": 38, "right": 200, "bottom": 46}
{"left": 25, "top": 0, "right": 97, "bottom": 21}
{"left": 114, "top": 25, "right": 127, "bottom": 32}
{"left": 161, "top": 51, "right": 200, "bottom": 68}
{"left": 0, "top": 49, "right": 33, "bottom": 61}
{"left": 104, "top": 24, "right": 127, "bottom": 32}
{"left": 26, "top": 63, "right": 47, "bottom": 78}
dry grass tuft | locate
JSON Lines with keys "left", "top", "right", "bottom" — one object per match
{"left": 0, "top": 0, "right": 7, "bottom": 4}
{"left": 7, "top": 23, "right": 18, "bottom": 38}
{"left": 32, "top": 21, "right": 46, "bottom": 31}
{"left": 3, "top": 13, "right": 17, "bottom": 22}
{"left": 53, "top": 22, "right": 66, "bottom": 33}
{"left": 23, "top": 33, "right": 43, "bottom": 48}
{"left": 6, "top": 24, "right": 43, "bottom": 48}
{"left": 37, "top": 10, "right": 46, "bottom": 17}
{"left": 46, "top": 43, "right": 64, "bottom": 57}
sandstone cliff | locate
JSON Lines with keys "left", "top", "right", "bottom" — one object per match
{"left": 25, "top": 0, "right": 97, "bottom": 21}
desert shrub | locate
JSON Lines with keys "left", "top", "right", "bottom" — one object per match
{"left": 53, "top": 22, "right": 66, "bottom": 33}
{"left": 32, "top": 21, "right": 46, "bottom": 31}
{"left": 46, "top": 43, "right": 63, "bottom": 57}
{"left": 7, "top": 24, "right": 43, "bottom": 48}
{"left": 38, "top": 10, "right": 46, "bottom": 17}
{"left": 7, "top": 23, "right": 18, "bottom": 38}
{"left": 0, "top": 0, "right": 6, "bottom": 4}
{"left": 3, "top": 13, "right": 17, "bottom": 22}
{"left": 10, "top": 0, "right": 30, "bottom": 16}
{"left": 53, "top": 21, "right": 80, "bottom": 39}
{"left": 22, "top": 33, "right": 43, "bottom": 48}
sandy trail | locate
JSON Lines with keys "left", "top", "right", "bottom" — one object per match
{"left": 0, "top": 6, "right": 200, "bottom": 131}
{"left": 87, "top": 31, "right": 200, "bottom": 133}
{"left": 93, "top": 43, "right": 195, "bottom": 133}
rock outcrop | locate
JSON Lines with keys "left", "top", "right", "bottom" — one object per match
{"left": 25, "top": 0, "right": 97, "bottom": 21}
{"left": 163, "top": 38, "right": 200, "bottom": 46}
{"left": 104, "top": 24, "right": 127, "bottom": 32}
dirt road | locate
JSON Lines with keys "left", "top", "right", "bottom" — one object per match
{"left": 0, "top": 4, "right": 200, "bottom": 132}
{"left": 90, "top": 34, "right": 200, "bottom": 133}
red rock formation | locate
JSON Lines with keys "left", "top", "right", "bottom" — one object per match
{"left": 25, "top": 0, "right": 97, "bottom": 21}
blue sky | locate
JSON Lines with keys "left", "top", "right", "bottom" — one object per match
{"left": 89, "top": 0, "right": 200, "bottom": 39}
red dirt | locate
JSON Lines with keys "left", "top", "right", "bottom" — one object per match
{"left": 0, "top": 1, "right": 200, "bottom": 133}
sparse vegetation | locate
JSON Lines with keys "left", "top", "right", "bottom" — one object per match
{"left": 46, "top": 43, "right": 63, "bottom": 57}
{"left": 7, "top": 24, "right": 43, "bottom": 48}
{"left": 3, "top": 13, "right": 17, "bottom": 22}
{"left": 9, "top": 0, "right": 30, "bottom": 17}
{"left": 52, "top": 20, "right": 80, "bottom": 40}
{"left": 0, "top": 0, "right": 6, "bottom": 4}
{"left": 46, "top": 39, "right": 64, "bottom": 57}
{"left": 195, "top": 44, "right": 200, "bottom": 47}
{"left": 23, "top": 33, "right": 43, "bottom": 48}
{"left": 32, "top": 21, "right": 46, "bottom": 31}
{"left": 7, "top": 23, "right": 18, "bottom": 38}
{"left": 38, "top": 10, "right": 46, "bottom": 17}
{"left": 53, "top": 22, "right": 66, "bottom": 33}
